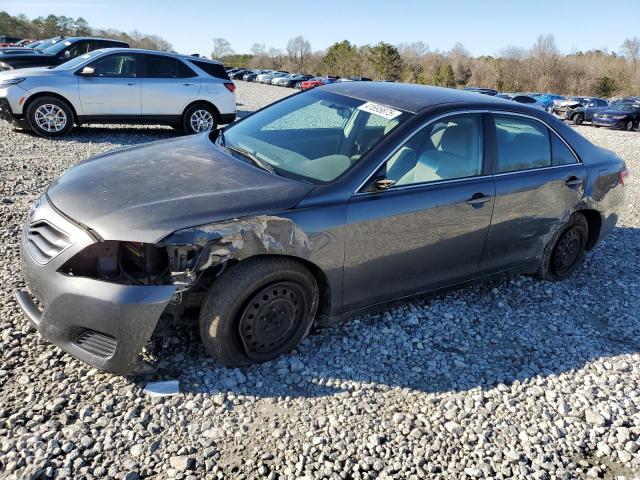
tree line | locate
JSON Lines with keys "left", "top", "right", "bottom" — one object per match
{"left": 0, "top": 11, "right": 173, "bottom": 52}
{"left": 217, "top": 35, "right": 640, "bottom": 98}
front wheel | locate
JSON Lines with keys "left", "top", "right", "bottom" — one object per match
{"left": 199, "top": 257, "right": 319, "bottom": 366}
{"left": 573, "top": 114, "right": 584, "bottom": 125}
{"left": 536, "top": 213, "right": 588, "bottom": 281}
{"left": 182, "top": 103, "right": 218, "bottom": 134}
{"left": 625, "top": 120, "right": 634, "bottom": 131}
{"left": 26, "top": 96, "right": 74, "bottom": 137}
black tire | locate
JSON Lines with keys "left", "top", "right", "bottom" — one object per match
{"left": 199, "top": 257, "right": 319, "bottom": 367}
{"left": 573, "top": 114, "right": 584, "bottom": 125}
{"left": 182, "top": 103, "right": 218, "bottom": 135}
{"left": 536, "top": 213, "right": 588, "bottom": 281}
{"left": 26, "top": 96, "right": 74, "bottom": 138}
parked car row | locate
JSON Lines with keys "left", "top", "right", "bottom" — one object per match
{"left": 467, "top": 86, "right": 640, "bottom": 131}
{"left": 224, "top": 67, "right": 371, "bottom": 90}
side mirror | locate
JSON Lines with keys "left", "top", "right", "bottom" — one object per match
{"left": 374, "top": 178, "right": 396, "bottom": 190}
{"left": 79, "top": 66, "right": 95, "bottom": 76}
{"left": 62, "top": 50, "right": 71, "bottom": 59}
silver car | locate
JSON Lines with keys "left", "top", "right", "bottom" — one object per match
{"left": 0, "top": 48, "right": 236, "bottom": 137}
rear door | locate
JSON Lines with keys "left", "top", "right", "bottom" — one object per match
{"left": 139, "top": 54, "right": 200, "bottom": 116}
{"left": 343, "top": 113, "right": 495, "bottom": 310}
{"left": 77, "top": 53, "right": 141, "bottom": 117}
{"left": 478, "top": 113, "right": 587, "bottom": 274}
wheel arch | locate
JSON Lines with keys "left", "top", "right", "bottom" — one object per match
{"left": 23, "top": 92, "right": 78, "bottom": 124}
{"left": 212, "top": 254, "right": 333, "bottom": 320}
{"left": 574, "top": 208, "right": 602, "bottom": 250}
{"left": 181, "top": 99, "right": 221, "bottom": 123}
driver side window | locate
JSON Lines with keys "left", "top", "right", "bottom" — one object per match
{"left": 377, "top": 113, "right": 484, "bottom": 187}
{"left": 87, "top": 54, "right": 137, "bottom": 78}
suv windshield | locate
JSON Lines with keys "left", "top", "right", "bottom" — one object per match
{"left": 42, "top": 39, "right": 76, "bottom": 55}
{"left": 220, "top": 90, "right": 411, "bottom": 183}
{"left": 611, "top": 104, "right": 638, "bottom": 112}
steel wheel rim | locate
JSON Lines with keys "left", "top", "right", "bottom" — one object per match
{"left": 552, "top": 228, "right": 582, "bottom": 275}
{"left": 626, "top": 121, "right": 633, "bottom": 131}
{"left": 34, "top": 104, "right": 67, "bottom": 132}
{"left": 190, "top": 109, "right": 214, "bottom": 132}
{"left": 238, "top": 281, "right": 306, "bottom": 357}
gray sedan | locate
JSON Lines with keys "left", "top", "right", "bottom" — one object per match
{"left": 17, "top": 82, "right": 627, "bottom": 373}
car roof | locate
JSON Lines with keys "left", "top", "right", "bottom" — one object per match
{"left": 321, "top": 82, "right": 511, "bottom": 113}
{"left": 89, "top": 47, "right": 223, "bottom": 65}
{"left": 63, "top": 36, "right": 127, "bottom": 43}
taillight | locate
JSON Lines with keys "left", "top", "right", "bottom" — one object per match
{"left": 224, "top": 82, "right": 236, "bottom": 93}
{"left": 619, "top": 168, "right": 629, "bottom": 186}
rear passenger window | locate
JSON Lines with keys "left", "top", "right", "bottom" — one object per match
{"left": 189, "top": 60, "right": 230, "bottom": 80}
{"left": 551, "top": 134, "right": 577, "bottom": 166}
{"left": 494, "top": 115, "right": 551, "bottom": 173}
{"left": 144, "top": 55, "right": 196, "bottom": 78}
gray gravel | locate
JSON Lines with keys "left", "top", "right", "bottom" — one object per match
{"left": 1, "top": 82, "right": 639, "bottom": 479}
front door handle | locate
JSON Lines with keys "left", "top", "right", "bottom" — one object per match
{"left": 183, "top": 82, "right": 195, "bottom": 86}
{"left": 565, "top": 176, "right": 584, "bottom": 187}
{"left": 127, "top": 82, "right": 135, "bottom": 86}
{"left": 466, "top": 193, "right": 492, "bottom": 205}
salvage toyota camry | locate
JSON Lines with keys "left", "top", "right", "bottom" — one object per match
{"left": 17, "top": 82, "right": 627, "bottom": 374}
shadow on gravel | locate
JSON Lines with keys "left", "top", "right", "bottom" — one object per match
{"left": 139, "top": 225, "right": 640, "bottom": 399}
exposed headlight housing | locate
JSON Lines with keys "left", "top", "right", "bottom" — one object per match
{"left": 0, "top": 62, "right": 15, "bottom": 72}
{"left": 0, "top": 76, "right": 24, "bottom": 86}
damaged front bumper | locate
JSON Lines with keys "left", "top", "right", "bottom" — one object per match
{"left": 17, "top": 196, "right": 176, "bottom": 374}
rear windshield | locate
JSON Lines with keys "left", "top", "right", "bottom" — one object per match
{"left": 189, "top": 60, "right": 230, "bottom": 80}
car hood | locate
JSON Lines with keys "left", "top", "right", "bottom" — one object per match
{"left": 0, "top": 52, "right": 51, "bottom": 62}
{"left": 0, "top": 66, "right": 57, "bottom": 80}
{"left": 594, "top": 109, "right": 632, "bottom": 116}
{"left": 556, "top": 100, "right": 583, "bottom": 108}
{"left": 46, "top": 134, "right": 315, "bottom": 243}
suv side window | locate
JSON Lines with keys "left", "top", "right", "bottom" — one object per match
{"left": 63, "top": 40, "right": 91, "bottom": 59}
{"left": 87, "top": 54, "right": 137, "bottom": 78}
{"left": 143, "top": 54, "right": 196, "bottom": 78}
{"left": 494, "top": 115, "right": 551, "bottom": 173}
{"left": 378, "top": 113, "right": 484, "bottom": 187}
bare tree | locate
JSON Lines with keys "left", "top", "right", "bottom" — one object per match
{"left": 211, "top": 38, "right": 233, "bottom": 60}
{"left": 621, "top": 37, "right": 640, "bottom": 77}
{"left": 286, "top": 36, "right": 311, "bottom": 72}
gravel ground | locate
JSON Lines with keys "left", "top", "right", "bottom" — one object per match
{"left": 0, "top": 82, "right": 639, "bottom": 479}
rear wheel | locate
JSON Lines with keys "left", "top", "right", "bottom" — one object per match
{"left": 536, "top": 213, "right": 588, "bottom": 281}
{"left": 182, "top": 103, "right": 218, "bottom": 134}
{"left": 26, "top": 96, "right": 74, "bottom": 137}
{"left": 199, "top": 257, "right": 319, "bottom": 366}
{"left": 573, "top": 114, "right": 584, "bottom": 125}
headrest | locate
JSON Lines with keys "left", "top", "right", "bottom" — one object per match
{"left": 440, "top": 123, "right": 471, "bottom": 158}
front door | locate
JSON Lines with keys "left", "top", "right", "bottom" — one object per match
{"left": 343, "top": 113, "right": 495, "bottom": 311}
{"left": 78, "top": 53, "right": 141, "bottom": 117}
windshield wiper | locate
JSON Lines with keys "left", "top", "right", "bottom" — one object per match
{"left": 226, "top": 145, "right": 274, "bottom": 174}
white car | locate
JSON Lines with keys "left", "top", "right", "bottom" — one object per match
{"left": 0, "top": 48, "right": 236, "bottom": 137}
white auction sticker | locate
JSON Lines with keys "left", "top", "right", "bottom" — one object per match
{"left": 357, "top": 102, "right": 402, "bottom": 120}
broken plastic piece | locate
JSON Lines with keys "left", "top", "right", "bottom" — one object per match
{"left": 144, "top": 380, "right": 180, "bottom": 397}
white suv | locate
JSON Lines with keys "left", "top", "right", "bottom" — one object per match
{"left": 0, "top": 48, "right": 236, "bottom": 137}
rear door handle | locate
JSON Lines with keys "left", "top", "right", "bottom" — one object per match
{"left": 565, "top": 176, "right": 584, "bottom": 187}
{"left": 466, "top": 193, "right": 492, "bottom": 205}
{"left": 183, "top": 82, "right": 195, "bottom": 86}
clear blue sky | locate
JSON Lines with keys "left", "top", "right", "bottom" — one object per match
{"left": 3, "top": 0, "right": 639, "bottom": 57}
